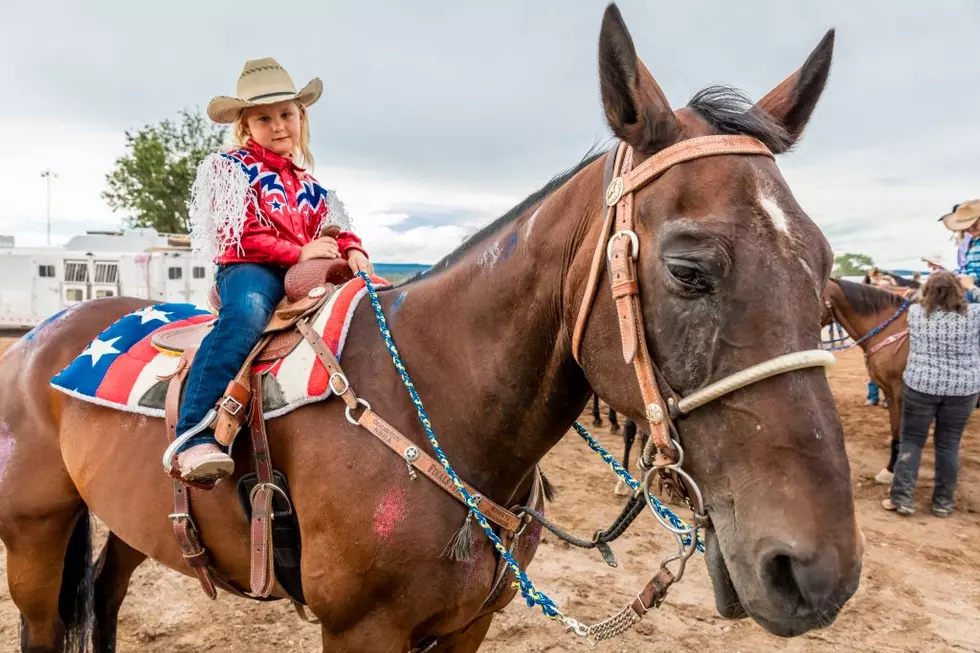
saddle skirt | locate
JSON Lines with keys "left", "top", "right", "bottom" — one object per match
{"left": 50, "top": 275, "right": 386, "bottom": 420}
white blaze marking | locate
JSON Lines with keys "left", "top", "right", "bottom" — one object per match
{"left": 760, "top": 194, "right": 790, "bottom": 235}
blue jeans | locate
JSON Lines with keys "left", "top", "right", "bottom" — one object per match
{"left": 891, "top": 386, "right": 976, "bottom": 511}
{"left": 866, "top": 381, "right": 880, "bottom": 404}
{"left": 176, "top": 263, "right": 286, "bottom": 450}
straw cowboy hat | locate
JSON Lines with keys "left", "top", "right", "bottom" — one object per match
{"left": 207, "top": 57, "right": 322, "bottom": 124}
{"left": 939, "top": 199, "right": 980, "bottom": 232}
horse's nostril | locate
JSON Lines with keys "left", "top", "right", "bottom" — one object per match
{"left": 762, "top": 548, "right": 840, "bottom": 615}
{"left": 763, "top": 553, "right": 803, "bottom": 607}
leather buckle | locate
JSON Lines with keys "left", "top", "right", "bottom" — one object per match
{"left": 219, "top": 395, "right": 244, "bottom": 416}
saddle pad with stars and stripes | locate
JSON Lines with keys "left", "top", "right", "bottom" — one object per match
{"left": 49, "top": 277, "right": 373, "bottom": 420}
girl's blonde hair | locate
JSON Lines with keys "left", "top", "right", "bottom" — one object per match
{"left": 233, "top": 102, "right": 315, "bottom": 169}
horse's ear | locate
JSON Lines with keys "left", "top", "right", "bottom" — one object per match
{"left": 598, "top": 4, "right": 679, "bottom": 154}
{"left": 753, "top": 29, "right": 835, "bottom": 153}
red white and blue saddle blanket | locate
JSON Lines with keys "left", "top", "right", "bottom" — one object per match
{"left": 50, "top": 276, "right": 384, "bottom": 420}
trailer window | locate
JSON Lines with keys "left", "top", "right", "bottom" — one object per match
{"left": 168, "top": 267, "right": 183, "bottom": 280}
{"left": 64, "top": 261, "right": 89, "bottom": 283}
{"left": 192, "top": 266, "right": 207, "bottom": 279}
{"left": 38, "top": 265, "right": 55, "bottom": 278}
{"left": 94, "top": 261, "right": 119, "bottom": 284}
{"left": 65, "top": 288, "right": 84, "bottom": 302}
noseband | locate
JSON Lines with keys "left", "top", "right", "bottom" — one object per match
{"left": 571, "top": 135, "right": 835, "bottom": 472}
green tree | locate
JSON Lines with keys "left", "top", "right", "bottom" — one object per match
{"left": 833, "top": 252, "right": 874, "bottom": 277}
{"left": 103, "top": 109, "right": 227, "bottom": 234}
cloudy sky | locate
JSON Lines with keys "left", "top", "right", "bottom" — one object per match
{"left": 2, "top": 1, "right": 977, "bottom": 269}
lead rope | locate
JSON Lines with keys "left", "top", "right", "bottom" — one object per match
{"left": 356, "top": 272, "right": 703, "bottom": 644}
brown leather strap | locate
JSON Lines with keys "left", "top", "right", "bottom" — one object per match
{"left": 164, "top": 349, "right": 218, "bottom": 600}
{"left": 299, "top": 316, "right": 520, "bottom": 532}
{"left": 865, "top": 329, "right": 909, "bottom": 360}
{"left": 357, "top": 409, "right": 521, "bottom": 533}
{"left": 295, "top": 319, "right": 360, "bottom": 410}
{"left": 248, "top": 375, "right": 276, "bottom": 598}
{"left": 629, "top": 567, "right": 675, "bottom": 617}
{"left": 623, "top": 135, "right": 773, "bottom": 194}
{"left": 214, "top": 334, "right": 272, "bottom": 446}
{"left": 570, "top": 135, "right": 773, "bottom": 461}
{"left": 571, "top": 142, "right": 627, "bottom": 363}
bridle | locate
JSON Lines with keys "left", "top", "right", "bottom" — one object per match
{"left": 823, "top": 293, "right": 912, "bottom": 359}
{"left": 570, "top": 134, "right": 835, "bottom": 540}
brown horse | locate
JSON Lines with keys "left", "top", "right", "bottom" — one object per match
{"left": 822, "top": 278, "right": 911, "bottom": 482}
{"left": 0, "top": 6, "right": 862, "bottom": 651}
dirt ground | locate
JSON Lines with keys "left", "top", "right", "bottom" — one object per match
{"left": 0, "top": 339, "right": 977, "bottom": 652}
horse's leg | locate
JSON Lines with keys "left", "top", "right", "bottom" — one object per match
{"left": 426, "top": 614, "right": 494, "bottom": 652}
{"left": 92, "top": 533, "right": 147, "bottom": 653}
{"left": 592, "top": 394, "right": 602, "bottom": 426}
{"left": 876, "top": 386, "right": 904, "bottom": 484}
{"left": 2, "top": 503, "right": 91, "bottom": 653}
{"left": 614, "top": 419, "right": 637, "bottom": 496}
{"left": 608, "top": 407, "right": 620, "bottom": 433}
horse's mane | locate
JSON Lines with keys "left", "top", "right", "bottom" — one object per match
{"left": 879, "top": 271, "right": 921, "bottom": 289}
{"left": 686, "top": 85, "right": 794, "bottom": 153}
{"left": 830, "top": 278, "right": 906, "bottom": 315}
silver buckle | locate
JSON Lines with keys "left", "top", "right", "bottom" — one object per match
{"left": 606, "top": 229, "right": 639, "bottom": 262}
{"left": 219, "top": 395, "right": 244, "bottom": 416}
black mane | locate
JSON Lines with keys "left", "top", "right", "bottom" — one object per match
{"left": 830, "top": 278, "right": 906, "bottom": 315}
{"left": 687, "top": 85, "right": 793, "bottom": 153}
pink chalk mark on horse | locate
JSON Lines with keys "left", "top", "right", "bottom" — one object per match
{"left": 373, "top": 486, "right": 407, "bottom": 539}
{"left": 0, "top": 423, "right": 14, "bottom": 484}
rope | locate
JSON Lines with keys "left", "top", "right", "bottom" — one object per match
{"left": 357, "top": 272, "right": 564, "bottom": 620}
{"left": 834, "top": 300, "right": 912, "bottom": 352}
{"left": 571, "top": 422, "right": 705, "bottom": 551}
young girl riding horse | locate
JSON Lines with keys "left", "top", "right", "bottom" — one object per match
{"left": 173, "top": 58, "right": 371, "bottom": 485}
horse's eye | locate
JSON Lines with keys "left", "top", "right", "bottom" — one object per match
{"left": 665, "top": 260, "right": 714, "bottom": 294}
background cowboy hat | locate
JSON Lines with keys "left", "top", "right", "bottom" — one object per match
{"left": 207, "top": 57, "right": 322, "bottom": 124}
{"left": 939, "top": 199, "right": 980, "bottom": 232}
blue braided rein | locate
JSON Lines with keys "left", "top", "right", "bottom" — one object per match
{"left": 356, "top": 271, "right": 703, "bottom": 621}
{"left": 847, "top": 299, "right": 911, "bottom": 349}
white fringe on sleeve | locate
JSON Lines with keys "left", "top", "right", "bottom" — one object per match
{"left": 187, "top": 153, "right": 260, "bottom": 260}
{"left": 318, "top": 188, "right": 353, "bottom": 234}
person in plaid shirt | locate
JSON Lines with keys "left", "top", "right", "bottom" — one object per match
{"left": 171, "top": 58, "right": 371, "bottom": 485}
{"left": 940, "top": 200, "right": 980, "bottom": 303}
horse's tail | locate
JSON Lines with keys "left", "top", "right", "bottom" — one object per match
{"left": 58, "top": 505, "right": 94, "bottom": 653}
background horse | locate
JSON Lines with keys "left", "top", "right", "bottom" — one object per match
{"left": 822, "top": 278, "right": 910, "bottom": 483}
{"left": 0, "top": 6, "right": 862, "bottom": 651}
{"left": 590, "top": 394, "right": 620, "bottom": 432}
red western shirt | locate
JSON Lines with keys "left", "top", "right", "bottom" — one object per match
{"left": 214, "top": 140, "right": 366, "bottom": 266}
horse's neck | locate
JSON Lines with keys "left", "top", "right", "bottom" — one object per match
{"left": 836, "top": 304, "right": 903, "bottom": 349}
{"left": 376, "top": 197, "right": 597, "bottom": 501}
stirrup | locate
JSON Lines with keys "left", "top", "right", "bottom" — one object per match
{"left": 163, "top": 409, "right": 218, "bottom": 473}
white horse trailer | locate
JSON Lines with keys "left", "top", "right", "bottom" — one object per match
{"left": 0, "top": 229, "right": 215, "bottom": 330}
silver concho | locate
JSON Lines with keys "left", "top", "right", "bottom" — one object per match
{"left": 646, "top": 403, "right": 664, "bottom": 424}
{"left": 308, "top": 285, "right": 327, "bottom": 299}
{"left": 404, "top": 445, "right": 421, "bottom": 463}
{"left": 605, "top": 176, "right": 625, "bottom": 207}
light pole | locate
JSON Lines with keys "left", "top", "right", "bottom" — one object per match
{"left": 41, "top": 170, "right": 57, "bottom": 247}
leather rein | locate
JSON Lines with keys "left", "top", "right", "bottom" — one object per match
{"left": 571, "top": 134, "right": 836, "bottom": 483}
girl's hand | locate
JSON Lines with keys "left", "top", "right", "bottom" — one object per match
{"left": 347, "top": 250, "right": 373, "bottom": 275}
{"left": 299, "top": 237, "right": 340, "bottom": 261}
